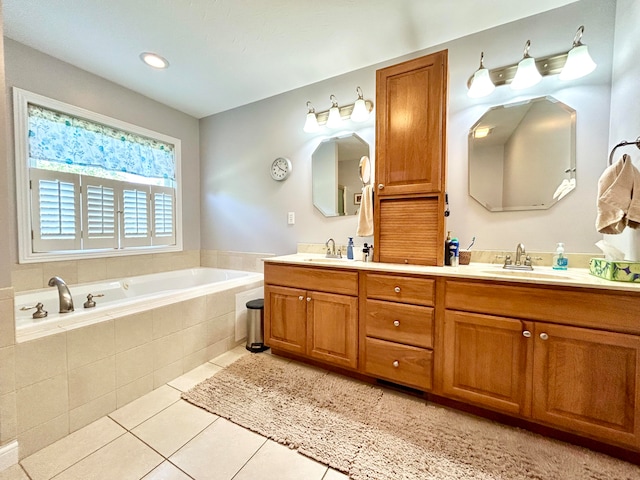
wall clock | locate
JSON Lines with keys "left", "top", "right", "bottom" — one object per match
{"left": 270, "top": 157, "right": 292, "bottom": 181}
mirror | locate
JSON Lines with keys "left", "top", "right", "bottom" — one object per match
{"left": 312, "top": 133, "right": 370, "bottom": 217}
{"left": 468, "top": 96, "right": 576, "bottom": 212}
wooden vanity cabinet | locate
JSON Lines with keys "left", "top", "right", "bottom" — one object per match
{"left": 362, "top": 273, "right": 435, "bottom": 390}
{"left": 374, "top": 50, "right": 448, "bottom": 266}
{"left": 264, "top": 263, "right": 359, "bottom": 369}
{"left": 443, "top": 279, "right": 640, "bottom": 450}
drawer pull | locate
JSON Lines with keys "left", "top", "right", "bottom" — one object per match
{"left": 393, "top": 320, "right": 400, "bottom": 327}
{"left": 540, "top": 332, "right": 549, "bottom": 340}
{"left": 392, "top": 360, "right": 399, "bottom": 368}
{"left": 298, "top": 296, "right": 304, "bottom": 301}
{"left": 394, "top": 286, "right": 401, "bottom": 293}
{"left": 522, "top": 330, "right": 531, "bottom": 338}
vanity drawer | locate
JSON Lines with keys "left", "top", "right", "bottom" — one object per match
{"left": 364, "top": 337, "right": 432, "bottom": 390}
{"left": 365, "top": 273, "right": 435, "bottom": 306}
{"left": 365, "top": 300, "right": 434, "bottom": 348}
{"left": 265, "top": 263, "right": 358, "bottom": 296}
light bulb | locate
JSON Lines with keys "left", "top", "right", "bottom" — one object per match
{"left": 468, "top": 52, "right": 495, "bottom": 98}
{"left": 560, "top": 44, "right": 596, "bottom": 80}
{"left": 351, "top": 98, "right": 369, "bottom": 122}
{"left": 326, "top": 95, "right": 342, "bottom": 128}
{"left": 511, "top": 41, "right": 541, "bottom": 90}
{"left": 304, "top": 112, "right": 319, "bottom": 132}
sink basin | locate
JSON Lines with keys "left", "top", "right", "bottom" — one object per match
{"left": 301, "top": 257, "right": 352, "bottom": 264}
{"left": 481, "top": 269, "right": 573, "bottom": 281}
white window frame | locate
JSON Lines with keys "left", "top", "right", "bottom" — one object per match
{"left": 14, "top": 87, "right": 183, "bottom": 263}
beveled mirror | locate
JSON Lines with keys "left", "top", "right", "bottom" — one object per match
{"left": 312, "top": 133, "right": 370, "bottom": 217}
{"left": 468, "top": 96, "right": 576, "bottom": 212}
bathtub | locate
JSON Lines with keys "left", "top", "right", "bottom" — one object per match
{"left": 15, "top": 267, "right": 264, "bottom": 341}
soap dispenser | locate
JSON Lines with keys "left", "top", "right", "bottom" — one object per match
{"left": 553, "top": 242, "right": 568, "bottom": 270}
{"left": 347, "top": 237, "right": 354, "bottom": 260}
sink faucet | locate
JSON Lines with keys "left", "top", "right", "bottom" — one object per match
{"left": 325, "top": 238, "right": 342, "bottom": 258}
{"left": 503, "top": 243, "right": 533, "bottom": 271}
{"left": 48, "top": 276, "right": 74, "bottom": 313}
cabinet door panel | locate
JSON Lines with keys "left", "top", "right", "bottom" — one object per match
{"left": 376, "top": 51, "right": 447, "bottom": 196}
{"left": 307, "top": 291, "right": 358, "bottom": 369}
{"left": 264, "top": 285, "right": 307, "bottom": 355}
{"left": 533, "top": 322, "right": 640, "bottom": 448}
{"left": 443, "top": 311, "right": 532, "bottom": 415}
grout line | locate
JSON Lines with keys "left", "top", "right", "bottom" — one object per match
{"left": 228, "top": 436, "right": 269, "bottom": 480}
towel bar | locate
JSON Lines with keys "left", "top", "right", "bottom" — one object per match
{"left": 608, "top": 136, "right": 640, "bottom": 165}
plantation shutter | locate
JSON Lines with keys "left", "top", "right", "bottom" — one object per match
{"left": 151, "top": 186, "right": 175, "bottom": 245}
{"left": 121, "top": 185, "right": 150, "bottom": 247}
{"left": 30, "top": 169, "right": 81, "bottom": 252}
{"left": 82, "top": 176, "right": 118, "bottom": 249}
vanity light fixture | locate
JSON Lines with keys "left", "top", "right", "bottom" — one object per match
{"left": 326, "top": 95, "right": 342, "bottom": 129}
{"left": 510, "top": 40, "right": 542, "bottom": 90}
{"left": 139, "top": 52, "right": 170, "bottom": 69}
{"left": 473, "top": 126, "right": 493, "bottom": 139}
{"left": 467, "top": 52, "right": 495, "bottom": 98}
{"left": 559, "top": 25, "right": 597, "bottom": 81}
{"left": 467, "top": 26, "right": 596, "bottom": 98}
{"left": 303, "top": 86, "right": 374, "bottom": 132}
{"left": 303, "top": 102, "right": 320, "bottom": 133}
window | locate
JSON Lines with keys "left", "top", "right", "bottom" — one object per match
{"left": 14, "top": 88, "right": 182, "bottom": 262}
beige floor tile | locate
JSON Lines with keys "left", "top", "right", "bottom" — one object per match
{"left": 322, "top": 468, "right": 350, "bottom": 480}
{"left": 51, "top": 433, "right": 162, "bottom": 480}
{"left": 131, "top": 400, "right": 217, "bottom": 457}
{"left": 0, "top": 465, "right": 29, "bottom": 480}
{"left": 168, "top": 362, "right": 222, "bottom": 392}
{"left": 109, "top": 385, "right": 180, "bottom": 430}
{"left": 233, "top": 439, "right": 327, "bottom": 480}
{"left": 170, "top": 419, "right": 266, "bottom": 480}
{"left": 21, "top": 416, "right": 125, "bottom": 480}
{"left": 209, "top": 345, "right": 249, "bottom": 367}
{"left": 142, "top": 461, "right": 192, "bottom": 480}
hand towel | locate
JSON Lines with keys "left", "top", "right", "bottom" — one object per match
{"left": 596, "top": 155, "right": 636, "bottom": 234}
{"left": 627, "top": 158, "right": 640, "bottom": 229}
{"left": 356, "top": 184, "right": 374, "bottom": 237}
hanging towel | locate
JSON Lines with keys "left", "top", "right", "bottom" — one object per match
{"left": 356, "top": 184, "right": 374, "bottom": 237}
{"left": 627, "top": 160, "right": 640, "bottom": 229}
{"left": 596, "top": 155, "right": 640, "bottom": 233}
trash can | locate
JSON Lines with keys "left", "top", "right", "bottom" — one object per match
{"left": 245, "top": 299, "right": 268, "bottom": 352}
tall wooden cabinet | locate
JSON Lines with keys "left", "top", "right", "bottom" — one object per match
{"left": 374, "top": 50, "right": 448, "bottom": 266}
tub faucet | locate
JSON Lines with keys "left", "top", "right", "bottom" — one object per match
{"left": 48, "top": 276, "right": 75, "bottom": 313}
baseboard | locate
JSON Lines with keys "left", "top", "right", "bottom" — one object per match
{"left": 0, "top": 440, "right": 19, "bottom": 472}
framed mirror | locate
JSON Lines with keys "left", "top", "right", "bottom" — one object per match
{"left": 468, "top": 96, "right": 576, "bottom": 212}
{"left": 312, "top": 133, "right": 370, "bottom": 217}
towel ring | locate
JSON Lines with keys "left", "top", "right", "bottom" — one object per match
{"left": 608, "top": 136, "right": 640, "bottom": 165}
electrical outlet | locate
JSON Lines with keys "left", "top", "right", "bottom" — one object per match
{"left": 287, "top": 212, "right": 295, "bottom": 225}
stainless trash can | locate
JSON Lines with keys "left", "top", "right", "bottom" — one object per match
{"left": 246, "top": 299, "right": 268, "bottom": 352}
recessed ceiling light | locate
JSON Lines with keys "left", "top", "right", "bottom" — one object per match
{"left": 140, "top": 52, "right": 169, "bottom": 69}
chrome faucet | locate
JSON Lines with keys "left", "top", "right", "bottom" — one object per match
{"left": 48, "top": 276, "right": 75, "bottom": 313}
{"left": 503, "top": 243, "right": 533, "bottom": 271}
{"left": 325, "top": 238, "right": 342, "bottom": 258}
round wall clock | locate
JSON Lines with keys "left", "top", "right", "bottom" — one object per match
{"left": 270, "top": 157, "right": 292, "bottom": 181}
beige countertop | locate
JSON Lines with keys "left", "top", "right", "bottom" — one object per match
{"left": 264, "top": 253, "right": 640, "bottom": 293}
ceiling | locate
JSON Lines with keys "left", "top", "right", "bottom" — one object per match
{"left": 3, "top": 0, "right": 577, "bottom": 119}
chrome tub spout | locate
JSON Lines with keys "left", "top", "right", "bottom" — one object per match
{"left": 48, "top": 276, "right": 75, "bottom": 313}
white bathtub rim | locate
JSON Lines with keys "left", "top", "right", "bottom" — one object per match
{"left": 16, "top": 271, "right": 263, "bottom": 343}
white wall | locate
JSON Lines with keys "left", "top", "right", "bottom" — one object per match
{"left": 0, "top": 6, "right": 9, "bottom": 286}
{"left": 607, "top": 0, "right": 640, "bottom": 260}
{"left": 3, "top": 39, "right": 202, "bottom": 265}
{"left": 200, "top": 0, "right": 616, "bottom": 256}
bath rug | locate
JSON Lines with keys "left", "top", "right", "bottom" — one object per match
{"left": 182, "top": 354, "right": 640, "bottom": 480}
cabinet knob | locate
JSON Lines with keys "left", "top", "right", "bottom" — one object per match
{"left": 393, "top": 320, "right": 400, "bottom": 327}
{"left": 306, "top": 297, "right": 311, "bottom": 302}
{"left": 394, "top": 286, "right": 401, "bottom": 293}
{"left": 522, "top": 330, "right": 531, "bottom": 338}
{"left": 298, "top": 296, "right": 304, "bottom": 301}
{"left": 392, "top": 360, "right": 399, "bottom": 368}
{"left": 540, "top": 332, "right": 549, "bottom": 340}
{"left": 378, "top": 183, "right": 384, "bottom": 190}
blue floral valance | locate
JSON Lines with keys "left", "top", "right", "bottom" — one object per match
{"left": 28, "top": 104, "right": 176, "bottom": 180}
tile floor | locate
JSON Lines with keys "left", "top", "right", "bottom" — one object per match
{"left": 1, "top": 347, "right": 348, "bottom": 480}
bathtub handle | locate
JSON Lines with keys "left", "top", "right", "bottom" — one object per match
{"left": 20, "top": 302, "right": 48, "bottom": 319}
{"left": 84, "top": 293, "right": 105, "bottom": 309}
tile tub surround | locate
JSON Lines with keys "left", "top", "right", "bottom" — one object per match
{"left": 11, "top": 279, "right": 263, "bottom": 460}
{"left": 0, "top": 286, "right": 17, "bottom": 463}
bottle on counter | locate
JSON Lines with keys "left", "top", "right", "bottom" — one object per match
{"left": 347, "top": 237, "right": 354, "bottom": 260}
{"left": 444, "top": 231, "right": 452, "bottom": 266}
{"left": 553, "top": 242, "right": 569, "bottom": 270}
{"left": 449, "top": 236, "right": 459, "bottom": 267}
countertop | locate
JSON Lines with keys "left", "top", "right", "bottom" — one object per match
{"left": 264, "top": 253, "right": 640, "bottom": 293}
